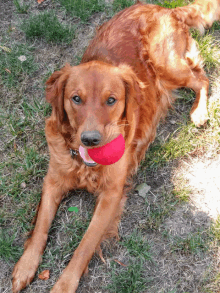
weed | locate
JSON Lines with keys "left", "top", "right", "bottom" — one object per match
{"left": 142, "top": 124, "right": 200, "bottom": 170}
{"left": 58, "top": 0, "right": 105, "bottom": 22}
{"left": 157, "top": 0, "right": 189, "bottom": 8}
{"left": 13, "top": 0, "right": 29, "bottom": 14}
{"left": 192, "top": 30, "right": 220, "bottom": 71}
{"left": 21, "top": 11, "right": 75, "bottom": 43}
{"left": 121, "top": 229, "right": 152, "bottom": 260}
{"left": 171, "top": 232, "right": 209, "bottom": 255}
{"left": 0, "top": 230, "right": 23, "bottom": 261}
{"left": 106, "top": 259, "right": 150, "bottom": 293}
{"left": 112, "top": 0, "right": 135, "bottom": 12}
{"left": 211, "top": 215, "right": 220, "bottom": 243}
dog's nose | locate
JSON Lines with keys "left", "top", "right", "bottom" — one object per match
{"left": 81, "top": 131, "right": 102, "bottom": 147}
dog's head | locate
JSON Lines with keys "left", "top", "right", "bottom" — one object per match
{"left": 46, "top": 61, "right": 145, "bottom": 160}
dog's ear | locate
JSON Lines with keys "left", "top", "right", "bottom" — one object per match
{"left": 118, "top": 64, "right": 146, "bottom": 146}
{"left": 46, "top": 63, "right": 71, "bottom": 126}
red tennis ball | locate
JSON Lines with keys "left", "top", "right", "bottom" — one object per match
{"left": 87, "top": 134, "right": 125, "bottom": 165}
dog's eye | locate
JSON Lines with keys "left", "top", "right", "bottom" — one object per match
{"left": 72, "top": 95, "right": 82, "bottom": 104}
{"left": 106, "top": 97, "right": 116, "bottom": 105}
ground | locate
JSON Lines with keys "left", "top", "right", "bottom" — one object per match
{"left": 0, "top": 0, "right": 220, "bottom": 292}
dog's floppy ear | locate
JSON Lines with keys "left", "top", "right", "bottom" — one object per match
{"left": 46, "top": 63, "right": 71, "bottom": 126}
{"left": 118, "top": 64, "right": 146, "bottom": 146}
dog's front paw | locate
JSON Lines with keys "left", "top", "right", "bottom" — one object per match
{"left": 190, "top": 106, "right": 208, "bottom": 127}
{"left": 50, "top": 272, "right": 79, "bottom": 293}
{"left": 50, "top": 280, "right": 78, "bottom": 293}
{"left": 12, "top": 250, "right": 40, "bottom": 293}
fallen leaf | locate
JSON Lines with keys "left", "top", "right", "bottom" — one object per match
{"left": 0, "top": 46, "right": 11, "bottom": 53}
{"left": 68, "top": 206, "right": 79, "bottom": 213}
{"left": 135, "top": 183, "right": 151, "bottom": 199}
{"left": 38, "top": 270, "right": 50, "bottom": 280}
{"left": 114, "top": 259, "right": 126, "bottom": 267}
{"left": 5, "top": 68, "right": 11, "bottom": 74}
{"left": 37, "top": 0, "right": 45, "bottom": 3}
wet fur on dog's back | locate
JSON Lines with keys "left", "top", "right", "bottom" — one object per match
{"left": 12, "top": 1, "right": 220, "bottom": 292}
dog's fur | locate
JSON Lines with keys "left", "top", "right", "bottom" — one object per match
{"left": 12, "top": 1, "right": 220, "bottom": 292}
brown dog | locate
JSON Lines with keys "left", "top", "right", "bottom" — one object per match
{"left": 12, "top": 0, "right": 220, "bottom": 292}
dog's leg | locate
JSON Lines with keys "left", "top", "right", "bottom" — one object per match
{"left": 182, "top": 38, "right": 210, "bottom": 126}
{"left": 50, "top": 187, "right": 124, "bottom": 293}
{"left": 159, "top": 37, "right": 209, "bottom": 127}
{"left": 12, "top": 174, "right": 67, "bottom": 293}
{"left": 187, "top": 69, "right": 209, "bottom": 127}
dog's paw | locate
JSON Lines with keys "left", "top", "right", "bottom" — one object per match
{"left": 190, "top": 106, "right": 208, "bottom": 127}
{"left": 50, "top": 279, "right": 78, "bottom": 293}
{"left": 12, "top": 250, "right": 40, "bottom": 293}
{"left": 50, "top": 270, "right": 79, "bottom": 293}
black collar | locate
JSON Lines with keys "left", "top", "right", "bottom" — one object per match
{"left": 70, "top": 149, "right": 78, "bottom": 158}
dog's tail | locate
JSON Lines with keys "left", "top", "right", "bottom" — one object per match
{"left": 174, "top": 0, "right": 220, "bottom": 33}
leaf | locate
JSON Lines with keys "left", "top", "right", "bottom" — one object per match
{"left": 114, "top": 259, "right": 126, "bottom": 267}
{"left": 38, "top": 270, "right": 50, "bottom": 280}
{"left": 0, "top": 46, "right": 11, "bottom": 53}
{"left": 5, "top": 68, "right": 11, "bottom": 74}
{"left": 135, "top": 183, "right": 151, "bottom": 199}
{"left": 68, "top": 206, "right": 79, "bottom": 213}
{"left": 37, "top": 0, "right": 45, "bottom": 3}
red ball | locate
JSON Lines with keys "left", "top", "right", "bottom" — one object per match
{"left": 88, "top": 134, "right": 125, "bottom": 165}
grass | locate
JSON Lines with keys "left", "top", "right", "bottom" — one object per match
{"left": 58, "top": 0, "right": 106, "bottom": 22}
{"left": 106, "top": 259, "right": 149, "bottom": 293}
{"left": 112, "top": 0, "right": 135, "bottom": 12}
{"left": 143, "top": 190, "right": 179, "bottom": 230}
{"left": 120, "top": 229, "right": 152, "bottom": 260}
{"left": 21, "top": 11, "right": 75, "bottom": 43}
{"left": 157, "top": 0, "right": 189, "bottom": 8}
{"left": 39, "top": 213, "right": 92, "bottom": 272}
{"left": 192, "top": 30, "right": 220, "bottom": 72}
{"left": 142, "top": 124, "right": 202, "bottom": 170}
{"left": 171, "top": 232, "right": 209, "bottom": 255}
{"left": 13, "top": 0, "right": 29, "bottom": 14}
{"left": 0, "top": 230, "right": 23, "bottom": 262}
{"left": 0, "top": 43, "right": 37, "bottom": 87}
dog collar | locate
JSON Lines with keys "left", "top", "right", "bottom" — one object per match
{"left": 70, "top": 149, "right": 78, "bottom": 158}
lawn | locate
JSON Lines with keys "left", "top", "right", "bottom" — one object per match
{"left": 0, "top": 0, "right": 220, "bottom": 292}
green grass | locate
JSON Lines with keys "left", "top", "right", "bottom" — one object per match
{"left": 21, "top": 11, "right": 75, "bottom": 43}
{"left": 0, "top": 147, "right": 48, "bottom": 199}
{"left": 120, "top": 229, "right": 152, "bottom": 260}
{"left": 0, "top": 43, "right": 37, "bottom": 87}
{"left": 106, "top": 259, "right": 150, "bottom": 293}
{"left": 112, "top": 0, "right": 135, "bottom": 12}
{"left": 58, "top": 0, "right": 106, "bottom": 22}
{"left": 0, "top": 230, "right": 23, "bottom": 262}
{"left": 157, "top": 0, "right": 189, "bottom": 8}
{"left": 142, "top": 124, "right": 201, "bottom": 170}
{"left": 13, "top": 0, "right": 29, "bottom": 14}
{"left": 211, "top": 215, "right": 220, "bottom": 243}
{"left": 192, "top": 30, "right": 220, "bottom": 71}
{"left": 171, "top": 232, "right": 209, "bottom": 255}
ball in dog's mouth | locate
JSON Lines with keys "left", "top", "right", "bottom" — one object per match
{"left": 79, "top": 134, "right": 125, "bottom": 166}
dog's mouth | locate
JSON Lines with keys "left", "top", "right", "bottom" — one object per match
{"left": 79, "top": 146, "right": 98, "bottom": 167}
